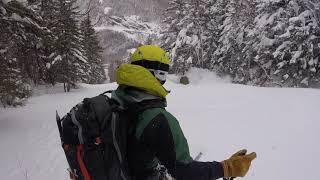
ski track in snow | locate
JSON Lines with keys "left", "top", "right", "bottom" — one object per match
{"left": 0, "top": 77, "right": 320, "bottom": 180}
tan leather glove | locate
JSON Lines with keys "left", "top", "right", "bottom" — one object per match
{"left": 221, "top": 149, "right": 257, "bottom": 178}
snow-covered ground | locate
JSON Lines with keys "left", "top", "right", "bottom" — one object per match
{"left": 1, "top": 69, "right": 320, "bottom": 180}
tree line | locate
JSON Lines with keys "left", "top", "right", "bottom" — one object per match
{"left": 161, "top": 0, "right": 320, "bottom": 87}
{"left": 0, "top": 0, "right": 106, "bottom": 106}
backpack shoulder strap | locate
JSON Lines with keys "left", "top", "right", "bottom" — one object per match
{"left": 101, "top": 90, "right": 114, "bottom": 96}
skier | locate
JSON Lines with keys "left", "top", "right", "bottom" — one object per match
{"left": 112, "top": 45, "right": 257, "bottom": 180}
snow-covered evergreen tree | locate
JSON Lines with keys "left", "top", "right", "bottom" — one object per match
{"left": 161, "top": 0, "right": 188, "bottom": 74}
{"left": 0, "top": 0, "right": 44, "bottom": 106}
{"left": 213, "top": 0, "right": 256, "bottom": 83}
{"left": 53, "top": 0, "right": 88, "bottom": 92}
{"left": 161, "top": 0, "right": 208, "bottom": 75}
{"left": 80, "top": 14, "right": 106, "bottom": 84}
{"left": 0, "top": 32, "right": 31, "bottom": 107}
{"left": 249, "top": 0, "right": 320, "bottom": 87}
{"left": 37, "top": 0, "right": 61, "bottom": 85}
{"left": 202, "top": 0, "right": 228, "bottom": 69}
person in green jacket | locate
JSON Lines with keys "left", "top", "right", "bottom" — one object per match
{"left": 112, "top": 45, "right": 257, "bottom": 180}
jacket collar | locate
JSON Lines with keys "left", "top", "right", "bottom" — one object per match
{"left": 111, "top": 86, "right": 167, "bottom": 110}
{"left": 115, "top": 64, "right": 169, "bottom": 98}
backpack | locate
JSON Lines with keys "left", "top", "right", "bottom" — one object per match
{"left": 56, "top": 91, "right": 132, "bottom": 180}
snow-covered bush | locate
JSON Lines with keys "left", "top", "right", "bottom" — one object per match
{"left": 0, "top": 79, "right": 31, "bottom": 107}
{"left": 179, "top": 76, "right": 189, "bottom": 85}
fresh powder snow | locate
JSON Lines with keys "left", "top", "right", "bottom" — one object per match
{"left": 0, "top": 69, "right": 319, "bottom": 180}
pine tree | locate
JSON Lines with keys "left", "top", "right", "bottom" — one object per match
{"left": 80, "top": 14, "right": 106, "bottom": 84}
{"left": 53, "top": 0, "right": 88, "bottom": 92}
{"left": 213, "top": 0, "right": 256, "bottom": 83}
{"left": 0, "top": 26, "right": 30, "bottom": 107}
{"left": 187, "top": 0, "right": 207, "bottom": 69}
{"left": 249, "top": 0, "right": 320, "bottom": 87}
{"left": 38, "top": 0, "right": 60, "bottom": 85}
{"left": 161, "top": 0, "right": 207, "bottom": 75}
{"left": 202, "top": 0, "right": 227, "bottom": 69}
{"left": 161, "top": 0, "right": 188, "bottom": 74}
{"left": 0, "top": 0, "right": 42, "bottom": 106}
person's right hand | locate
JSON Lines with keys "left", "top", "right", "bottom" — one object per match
{"left": 221, "top": 149, "right": 257, "bottom": 177}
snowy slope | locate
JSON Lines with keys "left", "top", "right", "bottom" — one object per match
{"left": 77, "top": 0, "right": 169, "bottom": 23}
{"left": 95, "top": 14, "right": 160, "bottom": 65}
{"left": 1, "top": 70, "right": 320, "bottom": 180}
{"left": 95, "top": 15, "right": 159, "bottom": 41}
{"left": 77, "top": 0, "right": 165, "bottom": 65}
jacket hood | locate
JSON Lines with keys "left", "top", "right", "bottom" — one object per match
{"left": 115, "top": 64, "right": 169, "bottom": 98}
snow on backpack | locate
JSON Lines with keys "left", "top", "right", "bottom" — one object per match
{"left": 56, "top": 91, "right": 131, "bottom": 180}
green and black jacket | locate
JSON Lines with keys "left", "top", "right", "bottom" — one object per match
{"left": 112, "top": 86, "right": 224, "bottom": 180}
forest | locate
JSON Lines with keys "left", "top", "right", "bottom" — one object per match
{"left": 1, "top": 0, "right": 320, "bottom": 106}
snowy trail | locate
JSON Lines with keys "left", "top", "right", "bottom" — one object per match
{"left": 170, "top": 83, "right": 320, "bottom": 180}
{"left": 1, "top": 76, "right": 320, "bottom": 180}
{"left": 0, "top": 83, "right": 117, "bottom": 180}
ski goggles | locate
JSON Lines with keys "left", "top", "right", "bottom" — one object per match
{"left": 148, "top": 69, "right": 168, "bottom": 82}
{"left": 131, "top": 60, "right": 169, "bottom": 72}
{"left": 130, "top": 60, "right": 169, "bottom": 83}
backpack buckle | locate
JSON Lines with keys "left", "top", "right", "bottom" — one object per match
{"left": 94, "top": 137, "right": 103, "bottom": 145}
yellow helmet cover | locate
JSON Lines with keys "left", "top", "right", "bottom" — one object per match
{"left": 130, "top": 45, "right": 170, "bottom": 65}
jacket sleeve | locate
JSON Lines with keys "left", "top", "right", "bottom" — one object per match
{"left": 139, "top": 111, "right": 224, "bottom": 180}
